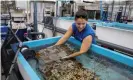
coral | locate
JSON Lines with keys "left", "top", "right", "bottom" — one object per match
{"left": 43, "top": 59, "right": 100, "bottom": 80}
{"left": 37, "top": 44, "right": 100, "bottom": 80}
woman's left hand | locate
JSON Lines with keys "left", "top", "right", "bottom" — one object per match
{"left": 61, "top": 56, "right": 70, "bottom": 60}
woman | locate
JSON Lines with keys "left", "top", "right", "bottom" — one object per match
{"left": 55, "top": 10, "right": 96, "bottom": 59}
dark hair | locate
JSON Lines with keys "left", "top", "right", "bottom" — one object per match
{"left": 75, "top": 10, "right": 88, "bottom": 20}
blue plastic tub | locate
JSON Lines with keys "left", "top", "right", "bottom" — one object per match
{"left": 11, "top": 36, "right": 133, "bottom": 80}
{"left": 1, "top": 26, "right": 9, "bottom": 40}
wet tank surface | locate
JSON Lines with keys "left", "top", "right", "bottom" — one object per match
{"left": 28, "top": 42, "right": 133, "bottom": 80}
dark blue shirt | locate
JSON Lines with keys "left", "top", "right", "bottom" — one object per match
{"left": 72, "top": 23, "right": 96, "bottom": 44}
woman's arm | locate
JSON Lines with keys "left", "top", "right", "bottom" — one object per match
{"left": 55, "top": 26, "right": 73, "bottom": 45}
{"left": 65, "top": 35, "right": 92, "bottom": 58}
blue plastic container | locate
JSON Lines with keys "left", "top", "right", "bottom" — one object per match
{"left": 1, "top": 26, "right": 9, "bottom": 40}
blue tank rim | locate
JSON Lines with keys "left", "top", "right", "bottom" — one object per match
{"left": 11, "top": 36, "right": 133, "bottom": 80}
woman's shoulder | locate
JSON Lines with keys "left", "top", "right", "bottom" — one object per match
{"left": 71, "top": 23, "right": 77, "bottom": 29}
{"left": 71, "top": 23, "right": 77, "bottom": 32}
{"left": 86, "top": 23, "right": 91, "bottom": 27}
{"left": 86, "top": 24, "right": 94, "bottom": 30}
{"left": 72, "top": 22, "right": 76, "bottom": 26}
{"left": 85, "top": 24, "right": 95, "bottom": 34}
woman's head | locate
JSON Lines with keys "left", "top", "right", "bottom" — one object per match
{"left": 75, "top": 10, "right": 88, "bottom": 31}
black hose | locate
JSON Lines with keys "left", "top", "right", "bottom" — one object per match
{"left": 29, "top": 32, "right": 45, "bottom": 39}
{"left": 96, "top": 39, "right": 133, "bottom": 57}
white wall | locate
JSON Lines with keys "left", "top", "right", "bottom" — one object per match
{"left": 96, "top": 26, "right": 133, "bottom": 49}
{"left": 54, "top": 19, "right": 74, "bottom": 30}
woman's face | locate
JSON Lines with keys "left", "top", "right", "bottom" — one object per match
{"left": 75, "top": 18, "right": 87, "bottom": 32}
